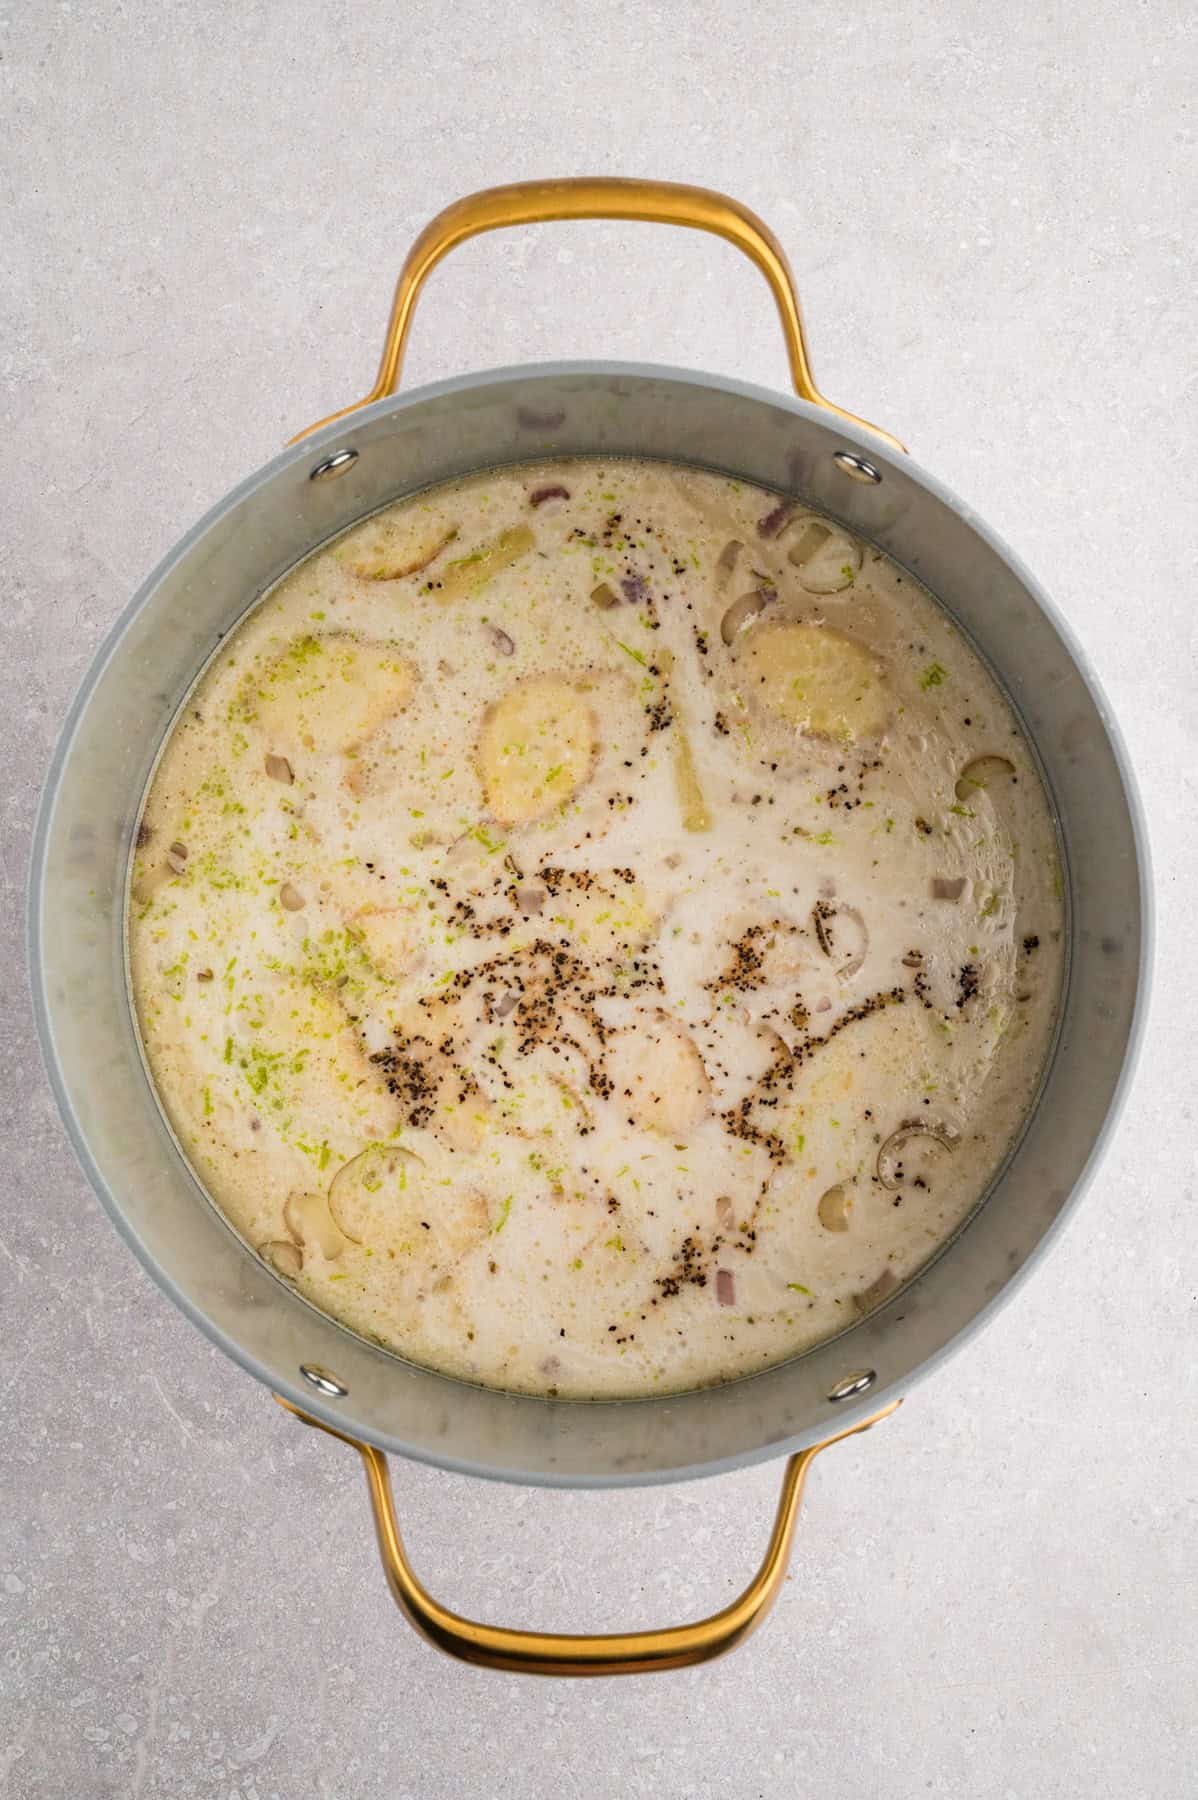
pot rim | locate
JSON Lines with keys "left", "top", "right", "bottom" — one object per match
{"left": 27, "top": 358, "right": 1154, "bottom": 1486}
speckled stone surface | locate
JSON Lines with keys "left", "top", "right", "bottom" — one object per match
{"left": 3, "top": 5, "right": 1196, "bottom": 1796}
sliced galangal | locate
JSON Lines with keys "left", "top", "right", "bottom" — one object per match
{"left": 738, "top": 622, "right": 888, "bottom": 742}
{"left": 246, "top": 633, "right": 417, "bottom": 757}
{"left": 478, "top": 673, "right": 597, "bottom": 825}
{"left": 605, "top": 1014, "right": 711, "bottom": 1136}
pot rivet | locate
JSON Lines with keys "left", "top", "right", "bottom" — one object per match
{"left": 832, "top": 451, "right": 882, "bottom": 485}
{"left": 309, "top": 448, "right": 359, "bottom": 483}
{"left": 828, "top": 1369, "right": 876, "bottom": 1402}
{"left": 300, "top": 1363, "right": 349, "bottom": 1397}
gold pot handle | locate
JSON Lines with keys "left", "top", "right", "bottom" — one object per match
{"left": 292, "top": 176, "right": 903, "bottom": 452}
{"left": 276, "top": 1393, "right": 899, "bottom": 1676}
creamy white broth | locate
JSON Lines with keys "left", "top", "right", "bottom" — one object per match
{"left": 129, "top": 459, "right": 1063, "bottom": 1398}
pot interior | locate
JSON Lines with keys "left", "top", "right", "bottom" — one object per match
{"left": 30, "top": 365, "right": 1147, "bottom": 1485}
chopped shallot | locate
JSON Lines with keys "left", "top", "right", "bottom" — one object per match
{"left": 757, "top": 500, "right": 793, "bottom": 539}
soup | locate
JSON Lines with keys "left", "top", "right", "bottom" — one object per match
{"left": 129, "top": 459, "right": 1062, "bottom": 1397}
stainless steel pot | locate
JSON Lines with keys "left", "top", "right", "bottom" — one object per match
{"left": 30, "top": 179, "right": 1149, "bottom": 1675}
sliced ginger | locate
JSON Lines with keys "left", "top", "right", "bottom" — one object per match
{"left": 283, "top": 1188, "right": 346, "bottom": 1261}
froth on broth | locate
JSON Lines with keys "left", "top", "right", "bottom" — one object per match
{"left": 129, "top": 460, "right": 1062, "bottom": 1398}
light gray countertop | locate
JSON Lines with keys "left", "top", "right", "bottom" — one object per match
{"left": 3, "top": 4, "right": 1195, "bottom": 1796}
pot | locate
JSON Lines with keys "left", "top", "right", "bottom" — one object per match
{"left": 30, "top": 179, "right": 1149, "bottom": 1675}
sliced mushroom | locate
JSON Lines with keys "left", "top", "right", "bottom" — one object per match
{"left": 264, "top": 752, "right": 294, "bottom": 784}
{"left": 788, "top": 520, "right": 831, "bottom": 565}
{"left": 327, "top": 1141, "right": 489, "bottom": 1270}
{"left": 955, "top": 755, "right": 1017, "bottom": 801}
{"left": 166, "top": 841, "right": 188, "bottom": 876}
{"left": 931, "top": 876, "right": 970, "bottom": 902}
{"left": 279, "top": 882, "right": 305, "bottom": 912}
{"left": 512, "top": 885, "right": 546, "bottom": 914}
{"left": 817, "top": 1183, "right": 852, "bottom": 1232}
{"left": 283, "top": 1189, "right": 346, "bottom": 1261}
{"left": 720, "top": 587, "right": 772, "bottom": 645}
{"left": 876, "top": 1119, "right": 960, "bottom": 1191}
{"left": 853, "top": 1267, "right": 898, "bottom": 1314}
{"left": 715, "top": 539, "right": 743, "bottom": 592}
{"left": 529, "top": 484, "right": 570, "bottom": 507}
{"left": 715, "top": 1268, "right": 736, "bottom": 1306}
{"left": 590, "top": 582, "right": 619, "bottom": 610}
{"left": 327, "top": 1143, "right": 425, "bottom": 1245}
{"left": 715, "top": 1194, "right": 735, "bottom": 1232}
{"left": 787, "top": 519, "right": 863, "bottom": 593}
{"left": 260, "top": 1239, "right": 302, "bottom": 1280}
{"left": 811, "top": 901, "right": 869, "bottom": 980}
